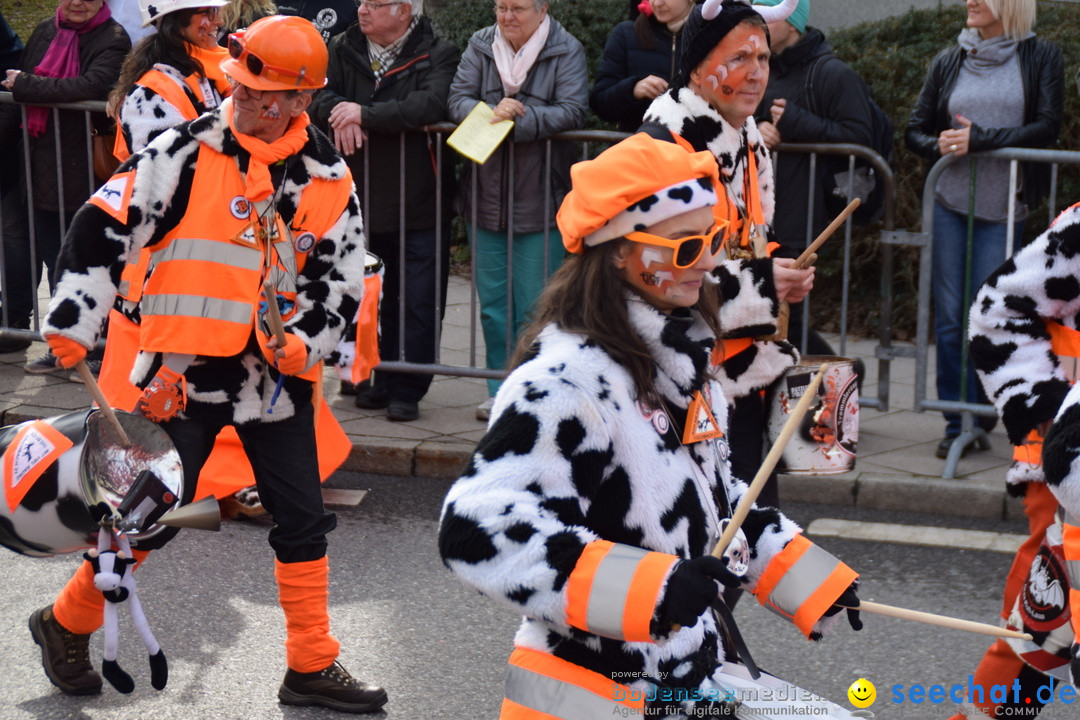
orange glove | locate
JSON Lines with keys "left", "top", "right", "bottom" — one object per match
{"left": 263, "top": 332, "right": 308, "bottom": 376}
{"left": 44, "top": 334, "right": 88, "bottom": 369}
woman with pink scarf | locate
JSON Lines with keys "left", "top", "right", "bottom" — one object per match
{"left": 0, "top": 0, "right": 129, "bottom": 369}
{"left": 447, "top": 0, "right": 588, "bottom": 421}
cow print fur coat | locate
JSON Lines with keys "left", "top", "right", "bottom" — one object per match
{"left": 440, "top": 295, "right": 827, "bottom": 704}
{"left": 642, "top": 86, "right": 795, "bottom": 402}
{"left": 42, "top": 108, "right": 365, "bottom": 424}
{"left": 969, "top": 205, "right": 1080, "bottom": 519}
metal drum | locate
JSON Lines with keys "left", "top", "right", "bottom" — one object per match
{"left": 766, "top": 355, "right": 859, "bottom": 475}
{"left": 0, "top": 409, "right": 183, "bottom": 557}
{"left": 333, "top": 251, "right": 384, "bottom": 384}
{"left": 717, "top": 662, "right": 863, "bottom": 719}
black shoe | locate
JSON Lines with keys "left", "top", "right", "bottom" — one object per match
{"left": 386, "top": 399, "right": 419, "bottom": 422}
{"left": 0, "top": 332, "right": 32, "bottom": 353}
{"left": 936, "top": 435, "right": 970, "bottom": 460}
{"left": 28, "top": 606, "right": 102, "bottom": 696}
{"left": 339, "top": 380, "right": 358, "bottom": 396}
{"left": 279, "top": 660, "right": 388, "bottom": 713}
{"left": 354, "top": 384, "right": 390, "bottom": 410}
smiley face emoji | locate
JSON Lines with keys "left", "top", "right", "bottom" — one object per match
{"left": 847, "top": 678, "right": 876, "bottom": 708}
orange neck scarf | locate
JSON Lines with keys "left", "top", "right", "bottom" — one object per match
{"left": 186, "top": 42, "right": 232, "bottom": 95}
{"left": 223, "top": 97, "right": 310, "bottom": 202}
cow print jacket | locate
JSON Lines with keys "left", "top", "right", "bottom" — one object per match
{"left": 440, "top": 295, "right": 826, "bottom": 703}
{"left": 42, "top": 108, "right": 365, "bottom": 424}
{"left": 972, "top": 205, "right": 1080, "bottom": 518}
{"left": 642, "top": 87, "right": 795, "bottom": 402}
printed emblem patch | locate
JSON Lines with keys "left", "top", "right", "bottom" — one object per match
{"left": 294, "top": 232, "right": 316, "bottom": 253}
{"left": 88, "top": 170, "right": 136, "bottom": 225}
{"left": 230, "top": 196, "right": 252, "bottom": 220}
{"left": 3, "top": 421, "right": 75, "bottom": 513}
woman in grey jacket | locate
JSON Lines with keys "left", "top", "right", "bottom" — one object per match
{"left": 447, "top": 0, "right": 587, "bottom": 419}
{"left": 904, "top": 0, "right": 1063, "bottom": 460}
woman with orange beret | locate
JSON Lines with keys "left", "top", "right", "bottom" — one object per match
{"left": 439, "top": 133, "right": 861, "bottom": 718}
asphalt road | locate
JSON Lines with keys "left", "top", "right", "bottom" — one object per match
{"left": 0, "top": 473, "right": 1072, "bottom": 720}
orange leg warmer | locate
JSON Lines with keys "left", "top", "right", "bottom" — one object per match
{"left": 948, "top": 639, "right": 1029, "bottom": 720}
{"left": 275, "top": 556, "right": 340, "bottom": 673}
{"left": 53, "top": 548, "right": 151, "bottom": 635}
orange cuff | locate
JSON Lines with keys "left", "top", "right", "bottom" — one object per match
{"left": 44, "top": 334, "right": 88, "bottom": 369}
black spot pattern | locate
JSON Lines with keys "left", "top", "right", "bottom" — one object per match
{"left": 968, "top": 336, "right": 1018, "bottom": 374}
{"left": 667, "top": 186, "right": 693, "bottom": 204}
{"left": 628, "top": 194, "right": 659, "bottom": 213}
{"left": 476, "top": 405, "right": 540, "bottom": 462}
{"left": 504, "top": 522, "right": 537, "bottom": 543}
{"left": 545, "top": 531, "right": 587, "bottom": 591}
{"left": 658, "top": 478, "right": 709, "bottom": 556}
{"left": 438, "top": 501, "right": 497, "bottom": 565}
{"left": 507, "top": 586, "right": 536, "bottom": 605}
{"left": 1046, "top": 275, "right": 1080, "bottom": 302}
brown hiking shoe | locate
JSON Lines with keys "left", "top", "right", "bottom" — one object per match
{"left": 28, "top": 606, "right": 102, "bottom": 695}
{"left": 278, "top": 660, "right": 387, "bottom": 713}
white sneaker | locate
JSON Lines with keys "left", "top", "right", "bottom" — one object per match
{"left": 476, "top": 397, "right": 495, "bottom": 422}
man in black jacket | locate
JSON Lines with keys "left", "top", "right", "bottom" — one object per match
{"left": 311, "top": 0, "right": 459, "bottom": 422}
{"left": 752, "top": 0, "right": 873, "bottom": 355}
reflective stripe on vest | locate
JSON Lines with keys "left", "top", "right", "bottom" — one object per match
{"left": 1012, "top": 320, "right": 1080, "bottom": 465}
{"left": 500, "top": 647, "right": 644, "bottom": 720}
{"left": 752, "top": 533, "right": 858, "bottom": 637}
{"left": 564, "top": 540, "right": 676, "bottom": 643}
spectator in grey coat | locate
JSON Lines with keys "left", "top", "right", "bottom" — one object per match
{"left": 447, "top": 0, "right": 587, "bottom": 421}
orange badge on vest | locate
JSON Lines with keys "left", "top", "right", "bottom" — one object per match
{"left": 88, "top": 170, "right": 136, "bottom": 225}
{"left": 682, "top": 389, "right": 724, "bottom": 444}
{"left": 3, "top": 421, "right": 75, "bottom": 512}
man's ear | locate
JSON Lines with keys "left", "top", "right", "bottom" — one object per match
{"left": 291, "top": 91, "right": 314, "bottom": 118}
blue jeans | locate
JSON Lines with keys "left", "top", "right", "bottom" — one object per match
{"left": 932, "top": 202, "right": 1024, "bottom": 436}
{"left": 471, "top": 226, "right": 564, "bottom": 397}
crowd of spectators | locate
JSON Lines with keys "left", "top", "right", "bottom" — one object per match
{"left": 0, "top": 0, "right": 1071, "bottom": 441}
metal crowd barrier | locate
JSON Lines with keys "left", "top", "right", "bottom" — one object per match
{"left": 0, "top": 92, "right": 105, "bottom": 346}
{"left": 894, "top": 147, "right": 1080, "bottom": 478}
{"left": 0, "top": 93, "right": 896, "bottom": 416}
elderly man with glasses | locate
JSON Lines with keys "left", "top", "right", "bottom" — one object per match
{"left": 312, "top": 0, "right": 459, "bottom": 422}
{"left": 27, "top": 15, "right": 386, "bottom": 714}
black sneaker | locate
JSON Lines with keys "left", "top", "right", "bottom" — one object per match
{"left": 0, "top": 332, "right": 32, "bottom": 353}
{"left": 354, "top": 384, "right": 390, "bottom": 410}
{"left": 28, "top": 606, "right": 102, "bottom": 696}
{"left": 279, "top": 661, "right": 387, "bottom": 713}
{"left": 386, "top": 399, "right": 419, "bottom": 422}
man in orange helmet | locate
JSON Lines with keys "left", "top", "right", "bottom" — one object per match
{"left": 29, "top": 15, "right": 387, "bottom": 713}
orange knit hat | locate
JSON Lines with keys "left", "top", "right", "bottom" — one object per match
{"left": 557, "top": 133, "right": 720, "bottom": 255}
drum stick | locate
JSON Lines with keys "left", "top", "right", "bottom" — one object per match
{"left": 75, "top": 359, "right": 131, "bottom": 447}
{"left": 792, "top": 198, "right": 861, "bottom": 269}
{"left": 262, "top": 281, "right": 288, "bottom": 346}
{"left": 711, "top": 364, "right": 826, "bottom": 560}
{"left": 843, "top": 600, "right": 1033, "bottom": 641}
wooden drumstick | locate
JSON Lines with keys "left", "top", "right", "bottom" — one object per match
{"left": 711, "top": 364, "right": 825, "bottom": 560}
{"left": 844, "top": 600, "right": 1033, "bottom": 641}
{"left": 76, "top": 359, "right": 131, "bottom": 446}
{"left": 771, "top": 197, "right": 861, "bottom": 340}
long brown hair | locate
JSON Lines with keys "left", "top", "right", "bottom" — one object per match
{"left": 510, "top": 240, "right": 723, "bottom": 405}
{"left": 108, "top": 10, "right": 206, "bottom": 111}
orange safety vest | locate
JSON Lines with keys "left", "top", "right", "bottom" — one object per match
{"left": 1011, "top": 320, "right": 1080, "bottom": 465}
{"left": 136, "top": 141, "right": 352, "bottom": 381}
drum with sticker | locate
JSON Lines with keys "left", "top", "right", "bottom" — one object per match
{"left": 765, "top": 355, "right": 858, "bottom": 475}
{"left": 0, "top": 410, "right": 183, "bottom": 557}
{"left": 332, "top": 252, "right": 384, "bottom": 385}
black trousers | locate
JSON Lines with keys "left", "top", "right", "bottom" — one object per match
{"left": 145, "top": 399, "right": 336, "bottom": 563}
{"left": 367, "top": 225, "right": 451, "bottom": 403}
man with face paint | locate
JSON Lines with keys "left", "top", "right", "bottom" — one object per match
{"left": 28, "top": 15, "right": 387, "bottom": 713}
{"left": 752, "top": 0, "right": 874, "bottom": 359}
{"left": 640, "top": 0, "right": 809, "bottom": 510}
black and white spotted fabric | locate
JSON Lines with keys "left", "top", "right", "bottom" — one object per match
{"left": 42, "top": 108, "right": 366, "bottom": 424}
{"left": 439, "top": 293, "right": 820, "bottom": 706}
{"left": 969, "top": 203, "right": 1080, "bottom": 492}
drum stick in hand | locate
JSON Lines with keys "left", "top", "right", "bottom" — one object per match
{"left": 710, "top": 364, "right": 826, "bottom": 559}
{"left": 76, "top": 359, "right": 131, "bottom": 446}
{"left": 792, "top": 197, "right": 861, "bottom": 269}
{"left": 262, "top": 281, "right": 288, "bottom": 345}
{"left": 844, "top": 600, "right": 1032, "bottom": 641}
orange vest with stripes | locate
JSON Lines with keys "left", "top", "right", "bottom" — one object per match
{"left": 137, "top": 141, "right": 352, "bottom": 380}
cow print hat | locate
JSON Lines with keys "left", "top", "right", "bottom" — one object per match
{"left": 556, "top": 133, "right": 719, "bottom": 254}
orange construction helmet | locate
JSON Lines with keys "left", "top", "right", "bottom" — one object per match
{"left": 220, "top": 15, "right": 328, "bottom": 92}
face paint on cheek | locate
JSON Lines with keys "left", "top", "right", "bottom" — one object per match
{"left": 261, "top": 100, "right": 282, "bottom": 120}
